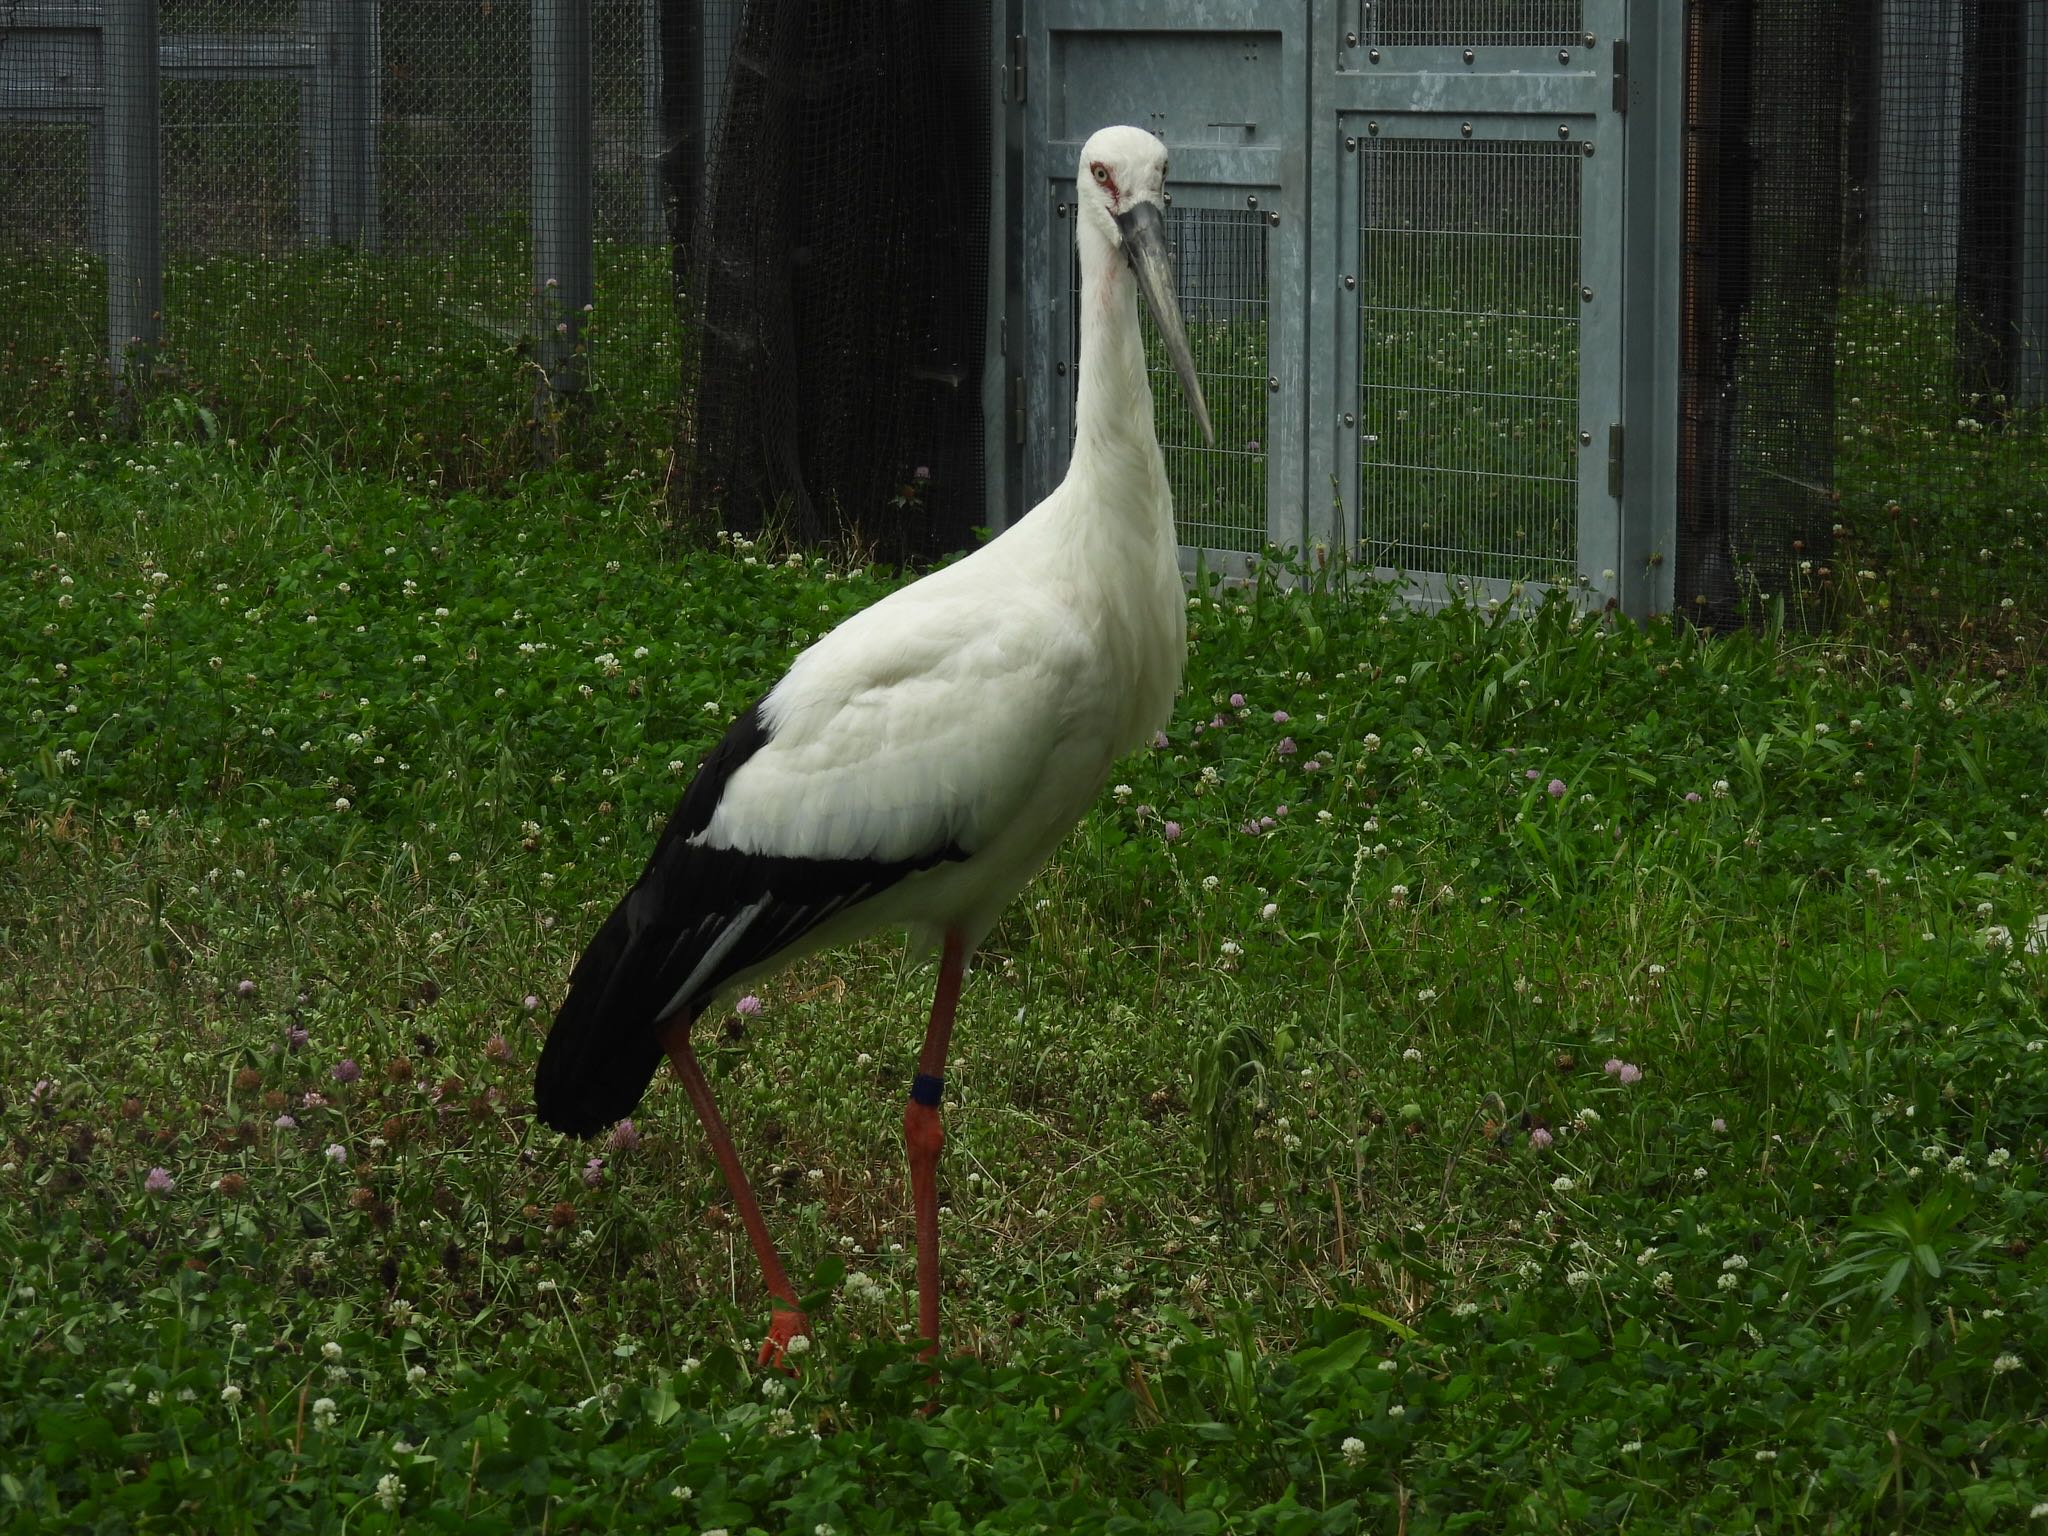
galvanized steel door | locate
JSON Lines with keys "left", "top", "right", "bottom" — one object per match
{"left": 1314, "top": 1, "right": 1630, "bottom": 607}
{"left": 1013, "top": 0, "right": 1639, "bottom": 606}
{"left": 1019, "top": 0, "right": 1308, "bottom": 579}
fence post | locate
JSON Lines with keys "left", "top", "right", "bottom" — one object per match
{"left": 532, "top": 0, "right": 594, "bottom": 460}
{"left": 321, "top": 0, "right": 381, "bottom": 248}
{"left": 103, "top": 0, "right": 162, "bottom": 384}
{"left": 2023, "top": 2, "right": 2047, "bottom": 409}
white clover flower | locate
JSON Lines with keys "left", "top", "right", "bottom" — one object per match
{"left": 1340, "top": 1435, "right": 1367, "bottom": 1465}
{"left": 1721, "top": 1254, "right": 1748, "bottom": 1271}
{"left": 1218, "top": 939, "right": 1243, "bottom": 958}
{"left": 406, "top": 1365, "right": 427, "bottom": 1385}
{"left": 1450, "top": 1301, "right": 1480, "bottom": 1318}
{"left": 1566, "top": 1268, "right": 1592, "bottom": 1290}
{"left": 1992, "top": 1353, "right": 2022, "bottom": 1374}
{"left": 322, "top": 1341, "right": 343, "bottom": 1362}
{"left": 1654, "top": 1270, "right": 1674, "bottom": 1294}
{"left": 1402, "top": 1047, "right": 1422, "bottom": 1063}
{"left": 1201, "top": 875, "right": 1220, "bottom": 892}
{"left": 220, "top": 1383, "right": 242, "bottom": 1406}
{"left": 1362, "top": 733, "right": 1381, "bottom": 753}
{"left": 1377, "top": 1359, "right": 1398, "bottom": 1373}
{"left": 311, "top": 1397, "right": 339, "bottom": 1431}
{"left": 1717, "top": 1272, "right": 1740, "bottom": 1291}
{"left": 1754, "top": 1449, "right": 1778, "bottom": 1463}
{"left": 375, "top": 1472, "right": 401, "bottom": 1510}
{"left": 1387, "top": 1404, "right": 1405, "bottom": 1419}
{"left": 1988, "top": 1148, "right": 2011, "bottom": 1168}
{"left": 1553, "top": 1176, "right": 1577, "bottom": 1194}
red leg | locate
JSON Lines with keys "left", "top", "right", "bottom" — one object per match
{"left": 904, "top": 931, "right": 966, "bottom": 1360}
{"left": 658, "top": 1015, "right": 809, "bottom": 1369}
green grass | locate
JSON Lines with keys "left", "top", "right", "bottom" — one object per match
{"left": 0, "top": 235, "right": 677, "bottom": 495}
{"left": 3, "top": 434, "right": 2046, "bottom": 1531}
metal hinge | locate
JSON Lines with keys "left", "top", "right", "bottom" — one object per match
{"left": 1607, "top": 423, "right": 1625, "bottom": 498}
{"left": 1008, "top": 34, "right": 1026, "bottom": 103}
{"left": 1013, "top": 373, "right": 1026, "bottom": 446}
{"left": 1611, "top": 37, "right": 1628, "bottom": 114}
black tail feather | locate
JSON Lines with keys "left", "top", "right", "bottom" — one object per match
{"left": 533, "top": 894, "right": 670, "bottom": 1138}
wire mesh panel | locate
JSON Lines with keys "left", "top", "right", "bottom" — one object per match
{"left": 1354, "top": 138, "right": 1582, "bottom": 582}
{"left": 1359, "top": 0, "right": 1585, "bottom": 48}
{"left": 1068, "top": 205, "right": 1271, "bottom": 554}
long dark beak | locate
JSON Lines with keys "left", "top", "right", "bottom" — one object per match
{"left": 1113, "top": 200, "right": 1215, "bottom": 446}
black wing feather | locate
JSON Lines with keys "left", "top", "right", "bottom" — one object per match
{"left": 533, "top": 702, "right": 967, "bottom": 1137}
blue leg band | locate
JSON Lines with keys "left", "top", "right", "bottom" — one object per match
{"left": 910, "top": 1073, "right": 944, "bottom": 1107}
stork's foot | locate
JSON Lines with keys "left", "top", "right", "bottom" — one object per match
{"left": 757, "top": 1306, "right": 811, "bottom": 1371}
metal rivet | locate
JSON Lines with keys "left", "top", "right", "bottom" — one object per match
{"left": 1368, "top": 47, "right": 1380, "bottom": 63}
{"left": 1581, "top": 285, "right": 1594, "bottom": 302}
{"left": 1463, "top": 48, "right": 1475, "bottom": 64}
{"left": 1460, "top": 122, "right": 1473, "bottom": 137}
{"left": 1343, "top": 274, "right": 1357, "bottom": 290}
{"left": 1343, "top": 412, "right": 1356, "bottom": 428}
{"left": 1579, "top": 429, "right": 1593, "bottom": 445}
{"left": 1246, "top": 194, "right": 1259, "bottom": 209}
{"left": 1345, "top": 30, "right": 1358, "bottom": 46}
{"left": 1582, "top": 141, "right": 1595, "bottom": 157}
{"left": 1558, "top": 124, "right": 1571, "bottom": 139}
{"left": 1345, "top": 136, "right": 1358, "bottom": 152}
{"left": 1368, "top": 120, "right": 1380, "bottom": 136}
{"left": 1057, "top": 203, "right": 1067, "bottom": 218}
{"left": 1057, "top": 361, "right": 1067, "bottom": 375}
{"left": 1558, "top": 49, "right": 1571, "bottom": 64}
{"left": 1268, "top": 376, "right": 1279, "bottom": 393}
{"left": 1267, "top": 210, "right": 1280, "bottom": 226}
{"left": 1583, "top": 31, "right": 1596, "bottom": 48}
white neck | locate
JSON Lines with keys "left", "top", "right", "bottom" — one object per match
{"left": 1068, "top": 220, "right": 1161, "bottom": 485}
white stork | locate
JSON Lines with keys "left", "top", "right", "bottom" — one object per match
{"left": 535, "top": 125, "right": 1211, "bottom": 1367}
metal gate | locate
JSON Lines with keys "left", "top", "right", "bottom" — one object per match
{"left": 1012, "top": 0, "right": 1666, "bottom": 610}
{"left": 1018, "top": 0, "right": 1308, "bottom": 580}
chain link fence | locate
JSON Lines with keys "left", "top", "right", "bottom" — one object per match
{"left": 2, "top": 0, "right": 2041, "bottom": 638}
{"left": 0, "top": 0, "right": 691, "bottom": 489}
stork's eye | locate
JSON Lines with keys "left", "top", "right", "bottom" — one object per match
{"left": 1091, "top": 164, "right": 1110, "bottom": 185}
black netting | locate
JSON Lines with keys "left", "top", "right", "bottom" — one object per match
{"left": 1835, "top": 0, "right": 2048, "bottom": 647}
{"left": 679, "top": 0, "right": 991, "bottom": 563}
{"left": 1677, "top": 0, "right": 1847, "bottom": 627}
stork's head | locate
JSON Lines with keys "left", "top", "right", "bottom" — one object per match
{"left": 1076, "top": 126, "right": 1214, "bottom": 446}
